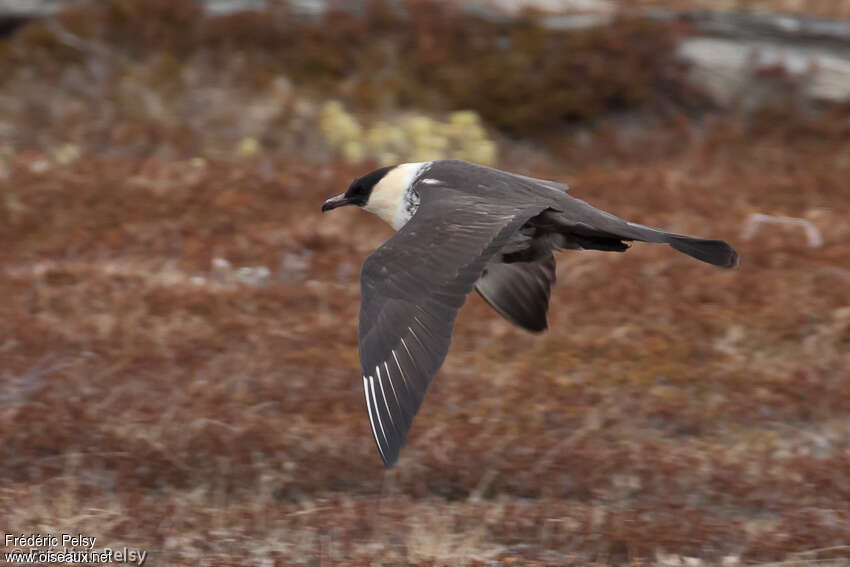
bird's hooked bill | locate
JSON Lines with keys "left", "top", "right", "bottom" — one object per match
{"left": 321, "top": 193, "right": 353, "bottom": 212}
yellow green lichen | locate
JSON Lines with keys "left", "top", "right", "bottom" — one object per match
{"left": 319, "top": 102, "right": 498, "bottom": 166}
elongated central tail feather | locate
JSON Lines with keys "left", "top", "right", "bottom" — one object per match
{"left": 665, "top": 235, "right": 738, "bottom": 268}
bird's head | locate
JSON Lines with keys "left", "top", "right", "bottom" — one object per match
{"left": 321, "top": 165, "right": 394, "bottom": 213}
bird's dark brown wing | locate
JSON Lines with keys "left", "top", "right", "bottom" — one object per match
{"left": 475, "top": 255, "right": 556, "bottom": 333}
{"left": 358, "top": 192, "right": 547, "bottom": 467}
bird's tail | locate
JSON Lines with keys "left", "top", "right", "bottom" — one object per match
{"left": 533, "top": 208, "right": 739, "bottom": 269}
{"left": 664, "top": 235, "right": 739, "bottom": 268}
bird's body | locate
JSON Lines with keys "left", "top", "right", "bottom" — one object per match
{"left": 322, "top": 160, "right": 737, "bottom": 467}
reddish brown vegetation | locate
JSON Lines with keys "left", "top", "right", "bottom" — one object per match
{"left": 618, "top": 0, "right": 850, "bottom": 21}
{"left": 3, "top": 115, "right": 849, "bottom": 563}
{"left": 2, "top": 2, "right": 850, "bottom": 566}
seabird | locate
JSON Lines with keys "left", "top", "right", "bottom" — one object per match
{"left": 322, "top": 160, "right": 738, "bottom": 467}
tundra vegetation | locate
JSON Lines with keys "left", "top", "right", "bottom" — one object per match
{"left": 1, "top": 1, "right": 849, "bottom": 565}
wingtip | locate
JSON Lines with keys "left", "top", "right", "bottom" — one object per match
{"left": 375, "top": 439, "right": 399, "bottom": 468}
{"left": 364, "top": 374, "right": 404, "bottom": 469}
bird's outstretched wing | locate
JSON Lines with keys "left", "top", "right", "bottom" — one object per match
{"left": 474, "top": 254, "right": 556, "bottom": 333}
{"left": 358, "top": 192, "right": 547, "bottom": 467}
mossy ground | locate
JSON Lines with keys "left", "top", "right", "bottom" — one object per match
{"left": 2, "top": 2, "right": 850, "bottom": 566}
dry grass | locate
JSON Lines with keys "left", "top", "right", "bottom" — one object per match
{"left": 3, "top": 116, "right": 849, "bottom": 564}
{"left": 619, "top": 0, "right": 850, "bottom": 21}
{"left": 2, "top": 2, "right": 850, "bottom": 566}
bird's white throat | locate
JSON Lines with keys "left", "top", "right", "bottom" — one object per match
{"left": 363, "top": 162, "right": 430, "bottom": 230}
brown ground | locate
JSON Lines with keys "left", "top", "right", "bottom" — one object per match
{"left": 2, "top": 2, "right": 850, "bottom": 566}
{"left": 3, "top": 116, "right": 849, "bottom": 565}
{"left": 619, "top": 0, "right": 850, "bottom": 21}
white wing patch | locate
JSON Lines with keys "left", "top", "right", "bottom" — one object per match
{"left": 363, "top": 376, "right": 387, "bottom": 462}
{"left": 391, "top": 349, "right": 409, "bottom": 391}
{"left": 375, "top": 365, "right": 395, "bottom": 427}
{"left": 383, "top": 361, "right": 401, "bottom": 407}
{"left": 407, "top": 325, "right": 424, "bottom": 352}
{"left": 400, "top": 338, "right": 414, "bottom": 363}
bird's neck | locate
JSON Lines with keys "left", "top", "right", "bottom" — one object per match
{"left": 364, "top": 162, "right": 429, "bottom": 230}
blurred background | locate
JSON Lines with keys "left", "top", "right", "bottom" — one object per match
{"left": 1, "top": 0, "right": 849, "bottom": 565}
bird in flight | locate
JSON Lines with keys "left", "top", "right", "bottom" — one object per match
{"left": 321, "top": 160, "right": 738, "bottom": 467}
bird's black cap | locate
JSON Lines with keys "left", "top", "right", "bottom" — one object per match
{"left": 322, "top": 165, "right": 395, "bottom": 212}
